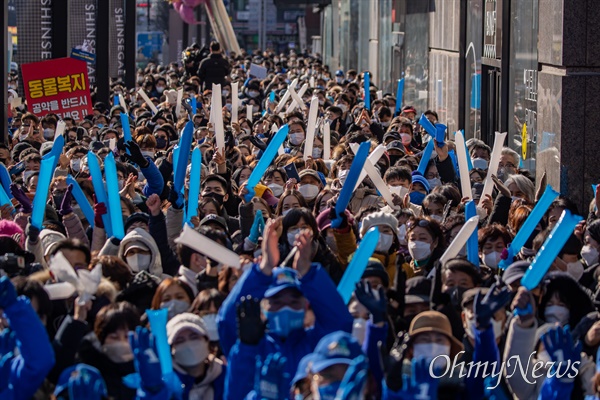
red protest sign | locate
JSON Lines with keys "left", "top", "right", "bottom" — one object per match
{"left": 21, "top": 57, "right": 93, "bottom": 121}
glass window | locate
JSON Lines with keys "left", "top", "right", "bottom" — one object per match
{"left": 464, "top": 0, "right": 483, "bottom": 140}
{"left": 508, "top": 0, "right": 539, "bottom": 172}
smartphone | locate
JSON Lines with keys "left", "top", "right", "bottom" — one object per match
{"left": 284, "top": 162, "right": 301, "bottom": 182}
{"left": 9, "top": 161, "right": 25, "bottom": 176}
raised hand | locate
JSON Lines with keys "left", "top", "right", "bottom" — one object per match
{"left": 292, "top": 229, "right": 313, "bottom": 277}
{"left": 93, "top": 200, "right": 107, "bottom": 229}
{"left": 381, "top": 333, "right": 410, "bottom": 392}
{"left": 124, "top": 141, "right": 150, "bottom": 168}
{"left": 60, "top": 184, "right": 74, "bottom": 216}
{"left": 129, "top": 327, "right": 164, "bottom": 394}
{"left": 248, "top": 210, "right": 265, "bottom": 244}
{"left": 167, "top": 183, "right": 184, "bottom": 210}
{"left": 67, "top": 366, "right": 108, "bottom": 400}
{"left": 0, "top": 329, "right": 16, "bottom": 357}
{"left": 236, "top": 296, "right": 265, "bottom": 345}
{"left": 541, "top": 325, "right": 581, "bottom": 365}
{"left": 253, "top": 353, "right": 289, "bottom": 400}
{"left": 10, "top": 183, "right": 32, "bottom": 214}
{"left": 25, "top": 216, "right": 40, "bottom": 243}
{"left": 473, "top": 281, "right": 511, "bottom": 330}
{"left": 355, "top": 281, "right": 387, "bottom": 324}
{"left": 260, "top": 218, "right": 282, "bottom": 274}
{"left": 146, "top": 193, "right": 162, "bottom": 217}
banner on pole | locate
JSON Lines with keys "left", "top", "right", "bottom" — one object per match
{"left": 22, "top": 57, "right": 93, "bottom": 120}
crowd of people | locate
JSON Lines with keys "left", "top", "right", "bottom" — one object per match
{"left": 2, "top": 40, "right": 600, "bottom": 400}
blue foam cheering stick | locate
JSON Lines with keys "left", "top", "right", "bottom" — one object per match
{"left": 0, "top": 183, "right": 11, "bottom": 207}
{"left": 269, "top": 90, "right": 276, "bottom": 103}
{"left": 363, "top": 72, "right": 370, "bottom": 111}
{"left": 113, "top": 95, "right": 119, "bottom": 107}
{"left": 465, "top": 201, "right": 479, "bottom": 266}
{"left": 88, "top": 151, "right": 112, "bottom": 237}
{"left": 435, "top": 123, "right": 446, "bottom": 148}
{"left": 120, "top": 113, "right": 132, "bottom": 144}
{"left": 0, "top": 164, "right": 13, "bottom": 199}
{"left": 244, "top": 125, "right": 289, "bottom": 202}
{"left": 66, "top": 176, "right": 94, "bottom": 228}
{"left": 186, "top": 148, "right": 202, "bottom": 222}
{"left": 104, "top": 153, "right": 125, "bottom": 240}
{"left": 173, "top": 121, "right": 194, "bottom": 195}
{"left": 337, "top": 227, "right": 380, "bottom": 304}
{"left": 593, "top": 184, "right": 598, "bottom": 209}
{"left": 248, "top": 210, "right": 265, "bottom": 244}
{"left": 332, "top": 141, "right": 371, "bottom": 228}
{"left": 498, "top": 185, "right": 559, "bottom": 270}
{"left": 418, "top": 113, "right": 436, "bottom": 137}
{"left": 146, "top": 309, "right": 183, "bottom": 399}
{"left": 395, "top": 78, "right": 404, "bottom": 115}
{"left": 42, "top": 135, "right": 64, "bottom": 163}
{"left": 416, "top": 139, "right": 435, "bottom": 176}
{"left": 191, "top": 96, "right": 197, "bottom": 115}
{"left": 521, "top": 210, "right": 582, "bottom": 291}
{"left": 31, "top": 156, "right": 55, "bottom": 229}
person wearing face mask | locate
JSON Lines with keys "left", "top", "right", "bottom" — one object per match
{"left": 407, "top": 172, "right": 430, "bottom": 207}
{"left": 406, "top": 217, "right": 446, "bottom": 276}
{"left": 422, "top": 193, "right": 447, "bottom": 224}
{"left": 77, "top": 302, "right": 140, "bottom": 399}
{"left": 305, "top": 331, "right": 366, "bottom": 400}
{"left": 200, "top": 174, "right": 241, "bottom": 234}
{"left": 325, "top": 106, "right": 347, "bottom": 136}
{"left": 286, "top": 121, "right": 306, "bottom": 152}
{"left": 297, "top": 169, "right": 324, "bottom": 207}
{"left": 197, "top": 41, "right": 231, "bottom": 90}
{"left": 150, "top": 277, "right": 194, "bottom": 320}
{"left": 549, "top": 233, "right": 585, "bottom": 282}
{"left": 107, "top": 227, "right": 164, "bottom": 277}
{"left": 41, "top": 115, "right": 57, "bottom": 141}
{"left": 135, "top": 133, "right": 157, "bottom": 161}
{"left": 580, "top": 220, "right": 600, "bottom": 290}
{"left": 166, "top": 313, "right": 225, "bottom": 398}
{"left": 539, "top": 272, "right": 593, "bottom": 328}
{"left": 477, "top": 224, "right": 511, "bottom": 270}
{"left": 218, "top": 222, "right": 353, "bottom": 400}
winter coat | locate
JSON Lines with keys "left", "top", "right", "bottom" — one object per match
{"left": 217, "top": 263, "right": 353, "bottom": 399}
{"left": 198, "top": 54, "right": 231, "bottom": 91}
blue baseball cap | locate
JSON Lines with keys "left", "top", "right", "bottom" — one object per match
{"left": 335, "top": 69, "right": 344, "bottom": 77}
{"left": 309, "top": 331, "right": 364, "bottom": 373}
{"left": 292, "top": 353, "right": 316, "bottom": 386}
{"left": 54, "top": 364, "right": 107, "bottom": 397}
{"left": 411, "top": 172, "right": 431, "bottom": 193}
{"left": 264, "top": 267, "right": 303, "bottom": 298}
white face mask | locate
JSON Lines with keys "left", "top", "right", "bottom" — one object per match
{"left": 412, "top": 343, "right": 450, "bottom": 369}
{"left": 289, "top": 132, "right": 305, "bottom": 146}
{"left": 466, "top": 315, "right": 504, "bottom": 340}
{"left": 126, "top": 253, "right": 152, "bottom": 272}
{"left": 337, "top": 103, "right": 348, "bottom": 113}
{"left": 581, "top": 244, "right": 599, "bottom": 266}
{"left": 427, "top": 177, "right": 442, "bottom": 189}
{"left": 141, "top": 150, "right": 155, "bottom": 159}
{"left": 172, "top": 339, "right": 209, "bottom": 367}
{"left": 397, "top": 224, "right": 408, "bottom": 246}
{"left": 23, "top": 170, "right": 35, "bottom": 182}
{"left": 248, "top": 90, "right": 260, "bottom": 98}
{"left": 70, "top": 158, "right": 81, "bottom": 172}
{"left": 118, "top": 179, "right": 125, "bottom": 190}
{"left": 482, "top": 251, "right": 502, "bottom": 269}
{"left": 544, "top": 305, "right": 570, "bottom": 326}
{"left": 222, "top": 90, "right": 230, "bottom": 97}
{"left": 160, "top": 299, "right": 190, "bottom": 320}
{"left": 312, "top": 148, "right": 323, "bottom": 158}
{"left": 43, "top": 128, "right": 55, "bottom": 140}
{"left": 400, "top": 133, "right": 412, "bottom": 146}
{"left": 102, "top": 341, "right": 134, "bottom": 364}
{"left": 351, "top": 318, "right": 367, "bottom": 345}
{"left": 298, "top": 184, "right": 319, "bottom": 201}
{"left": 287, "top": 228, "right": 301, "bottom": 246}
{"left": 201, "top": 313, "right": 219, "bottom": 341}
{"left": 268, "top": 183, "right": 284, "bottom": 197}
{"left": 282, "top": 208, "right": 292, "bottom": 217}
{"left": 337, "top": 169, "right": 349, "bottom": 185}
{"left": 430, "top": 214, "right": 443, "bottom": 223}
{"left": 566, "top": 260, "right": 584, "bottom": 281}
{"left": 376, "top": 233, "right": 394, "bottom": 253}
{"left": 408, "top": 240, "right": 432, "bottom": 261}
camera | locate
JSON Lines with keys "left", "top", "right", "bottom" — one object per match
{"left": 0, "top": 253, "right": 27, "bottom": 275}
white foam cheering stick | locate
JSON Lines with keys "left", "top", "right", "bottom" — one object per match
{"left": 273, "top": 123, "right": 284, "bottom": 156}
{"left": 440, "top": 216, "right": 479, "bottom": 265}
{"left": 54, "top": 120, "right": 66, "bottom": 139}
{"left": 323, "top": 121, "right": 331, "bottom": 160}
{"left": 376, "top": 90, "right": 383, "bottom": 100}
{"left": 48, "top": 251, "right": 102, "bottom": 304}
{"left": 481, "top": 132, "right": 508, "bottom": 201}
{"left": 350, "top": 143, "right": 396, "bottom": 209}
{"left": 303, "top": 97, "right": 319, "bottom": 161}
{"left": 274, "top": 78, "right": 298, "bottom": 113}
{"left": 212, "top": 84, "right": 225, "bottom": 152}
{"left": 137, "top": 88, "right": 159, "bottom": 114}
{"left": 309, "top": 76, "right": 315, "bottom": 88}
{"left": 118, "top": 94, "right": 128, "bottom": 114}
{"left": 175, "top": 88, "right": 183, "bottom": 119}
{"left": 231, "top": 82, "right": 239, "bottom": 124}
{"left": 247, "top": 104, "right": 253, "bottom": 123}
{"left": 455, "top": 130, "right": 472, "bottom": 201}
{"left": 353, "top": 144, "right": 386, "bottom": 191}
{"left": 175, "top": 224, "right": 241, "bottom": 268}
{"left": 286, "top": 84, "right": 308, "bottom": 112}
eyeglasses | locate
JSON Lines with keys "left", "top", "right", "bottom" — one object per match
{"left": 407, "top": 219, "right": 431, "bottom": 230}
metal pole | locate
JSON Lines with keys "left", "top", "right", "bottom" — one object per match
{"left": 96, "top": 0, "right": 110, "bottom": 104}
{"left": 1, "top": 1, "right": 8, "bottom": 144}
{"left": 125, "top": 0, "right": 136, "bottom": 88}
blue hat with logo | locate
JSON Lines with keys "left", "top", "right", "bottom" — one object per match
{"left": 292, "top": 353, "right": 316, "bottom": 386}
{"left": 309, "top": 331, "right": 364, "bottom": 373}
{"left": 264, "top": 267, "right": 303, "bottom": 298}
{"left": 54, "top": 364, "right": 107, "bottom": 397}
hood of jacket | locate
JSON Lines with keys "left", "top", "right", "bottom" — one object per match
{"left": 118, "top": 227, "right": 163, "bottom": 276}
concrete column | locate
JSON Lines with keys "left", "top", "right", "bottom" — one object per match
{"left": 536, "top": 0, "right": 600, "bottom": 211}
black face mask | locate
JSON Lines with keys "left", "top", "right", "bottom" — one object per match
{"left": 53, "top": 194, "right": 64, "bottom": 208}
{"left": 155, "top": 137, "right": 167, "bottom": 149}
{"left": 204, "top": 192, "right": 225, "bottom": 206}
{"left": 445, "top": 286, "right": 468, "bottom": 310}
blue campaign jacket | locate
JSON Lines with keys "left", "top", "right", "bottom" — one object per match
{"left": 217, "top": 263, "right": 353, "bottom": 400}
{"left": 0, "top": 296, "right": 55, "bottom": 400}
{"left": 135, "top": 365, "right": 226, "bottom": 400}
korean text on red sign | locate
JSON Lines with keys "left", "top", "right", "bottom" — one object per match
{"left": 21, "top": 57, "right": 93, "bottom": 121}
